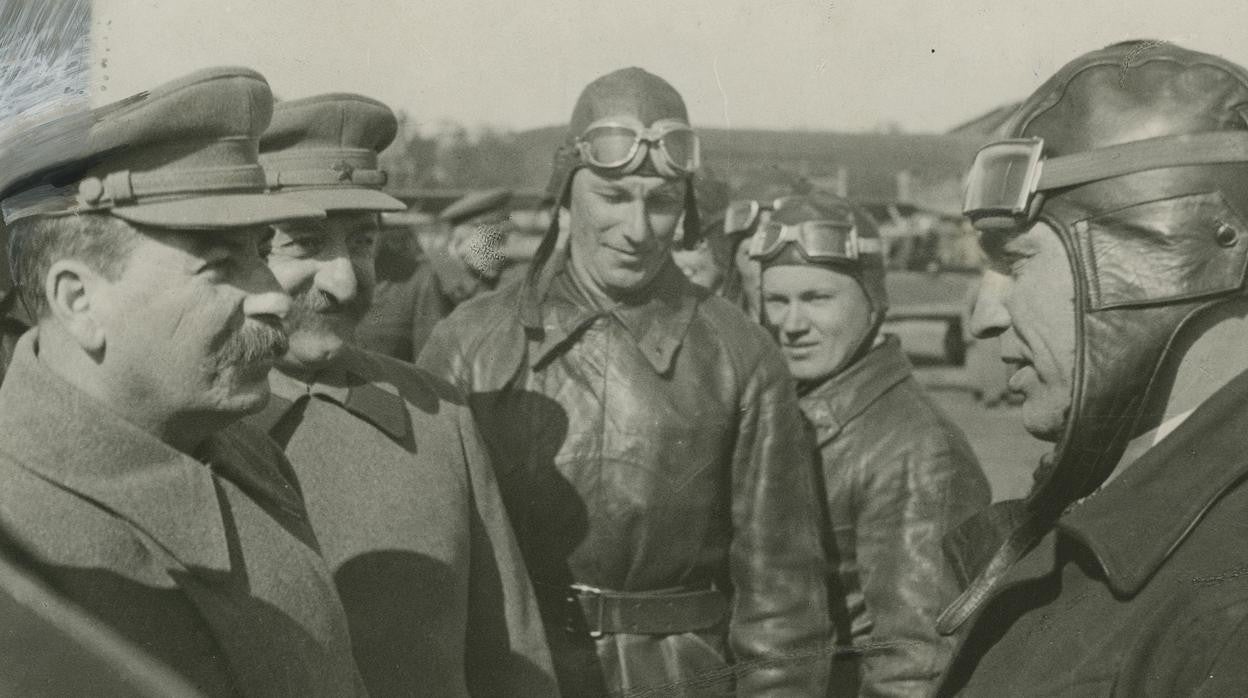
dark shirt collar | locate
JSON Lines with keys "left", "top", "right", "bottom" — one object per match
{"left": 0, "top": 332, "right": 234, "bottom": 573}
{"left": 798, "top": 335, "right": 912, "bottom": 445}
{"left": 251, "top": 346, "right": 411, "bottom": 445}
{"left": 520, "top": 250, "right": 703, "bottom": 375}
{"left": 1057, "top": 366, "right": 1248, "bottom": 596}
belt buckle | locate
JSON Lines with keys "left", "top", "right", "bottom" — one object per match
{"left": 570, "top": 583, "right": 606, "bottom": 639}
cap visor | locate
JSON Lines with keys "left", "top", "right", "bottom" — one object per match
{"left": 110, "top": 193, "right": 325, "bottom": 230}
{"left": 274, "top": 187, "right": 408, "bottom": 213}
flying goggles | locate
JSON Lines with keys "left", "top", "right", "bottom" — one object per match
{"left": 963, "top": 131, "right": 1248, "bottom": 232}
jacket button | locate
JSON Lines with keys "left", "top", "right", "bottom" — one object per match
{"left": 1215, "top": 223, "right": 1239, "bottom": 247}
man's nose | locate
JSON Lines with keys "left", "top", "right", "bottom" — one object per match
{"left": 969, "top": 269, "right": 1012, "bottom": 340}
{"left": 241, "top": 263, "right": 291, "bottom": 320}
{"left": 620, "top": 200, "right": 652, "bottom": 246}
{"left": 780, "top": 303, "right": 810, "bottom": 335}
{"left": 315, "top": 254, "right": 360, "bottom": 303}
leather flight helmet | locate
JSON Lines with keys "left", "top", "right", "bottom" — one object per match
{"left": 756, "top": 192, "right": 889, "bottom": 375}
{"left": 941, "top": 40, "right": 1248, "bottom": 631}
{"left": 532, "top": 67, "right": 702, "bottom": 285}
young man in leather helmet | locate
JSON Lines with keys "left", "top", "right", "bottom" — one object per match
{"left": 938, "top": 41, "right": 1248, "bottom": 695}
{"left": 418, "top": 67, "right": 831, "bottom": 696}
{"left": 746, "top": 192, "right": 990, "bottom": 696}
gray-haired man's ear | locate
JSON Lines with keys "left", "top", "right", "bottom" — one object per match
{"left": 45, "top": 259, "right": 105, "bottom": 354}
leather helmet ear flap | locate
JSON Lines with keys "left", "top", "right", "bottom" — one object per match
{"left": 678, "top": 176, "right": 701, "bottom": 250}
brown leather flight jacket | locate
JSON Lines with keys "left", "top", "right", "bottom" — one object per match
{"left": 418, "top": 262, "right": 832, "bottom": 697}
{"left": 801, "top": 337, "right": 990, "bottom": 696}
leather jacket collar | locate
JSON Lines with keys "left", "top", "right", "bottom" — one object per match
{"left": 521, "top": 252, "right": 704, "bottom": 375}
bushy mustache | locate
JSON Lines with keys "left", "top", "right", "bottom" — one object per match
{"left": 288, "top": 287, "right": 368, "bottom": 321}
{"left": 212, "top": 318, "right": 289, "bottom": 372}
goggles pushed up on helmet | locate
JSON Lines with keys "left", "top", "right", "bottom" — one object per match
{"left": 723, "top": 196, "right": 804, "bottom": 236}
{"left": 575, "top": 118, "right": 701, "bottom": 178}
{"left": 747, "top": 217, "right": 881, "bottom": 263}
{"left": 963, "top": 132, "right": 1248, "bottom": 232}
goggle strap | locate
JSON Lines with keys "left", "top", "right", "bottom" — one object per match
{"left": 1040, "top": 131, "right": 1248, "bottom": 190}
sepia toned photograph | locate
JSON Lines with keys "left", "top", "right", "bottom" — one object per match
{"left": 2, "top": 0, "right": 1248, "bottom": 695}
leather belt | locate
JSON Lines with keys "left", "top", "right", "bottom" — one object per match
{"left": 536, "top": 582, "right": 728, "bottom": 638}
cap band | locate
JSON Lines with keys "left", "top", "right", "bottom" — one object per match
{"left": 261, "top": 147, "right": 387, "bottom": 190}
{"left": 266, "top": 168, "right": 388, "bottom": 188}
{"left": 1, "top": 165, "right": 268, "bottom": 224}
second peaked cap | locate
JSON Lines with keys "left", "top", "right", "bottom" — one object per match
{"left": 260, "top": 94, "right": 406, "bottom": 212}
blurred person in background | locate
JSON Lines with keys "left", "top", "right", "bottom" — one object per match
{"left": 355, "top": 188, "right": 512, "bottom": 361}
{"left": 251, "top": 93, "right": 556, "bottom": 697}
{"left": 751, "top": 192, "right": 990, "bottom": 696}
{"left": 428, "top": 187, "right": 514, "bottom": 305}
{"left": 672, "top": 175, "right": 732, "bottom": 291}
{"left": 419, "top": 67, "right": 831, "bottom": 696}
{"left": 720, "top": 213, "right": 764, "bottom": 318}
{"left": 352, "top": 211, "right": 429, "bottom": 361}
{"left": 671, "top": 212, "right": 726, "bottom": 290}
{"left": 939, "top": 41, "right": 1248, "bottom": 695}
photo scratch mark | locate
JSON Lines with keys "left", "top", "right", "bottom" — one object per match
{"left": 712, "top": 55, "right": 730, "bottom": 130}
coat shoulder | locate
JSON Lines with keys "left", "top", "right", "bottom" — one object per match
{"left": 693, "top": 293, "right": 790, "bottom": 379}
{"left": 417, "top": 280, "right": 529, "bottom": 390}
{"left": 0, "top": 451, "right": 158, "bottom": 575}
{"left": 349, "top": 345, "right": 469, "bottom": 410}
{"left": 436, "top": 278, "right": 526, "bottom": 347}
{"left": 832, "top": 376, "right": 988, "bottom": 498}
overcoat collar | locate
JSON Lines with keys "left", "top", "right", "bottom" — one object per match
{"left": 250, "top": 346, "right": 411, "bottom": 446}
{"left": 0, "top": 332, "right": 235, "bottom": 572}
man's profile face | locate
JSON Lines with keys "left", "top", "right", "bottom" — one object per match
{"left": 970, "top": 221, "right": 1077, "bottom": 441}
{"left": 93, "top": 225, "right": 290, "bottom": 418}
{"left": 567, "top": 168, "right": 685, "bottom": 298}
{"left": 762, "top": 264, "right": 872, "bottom": 383}
{"left": 265, "top": 211, "right": 380, "bottom": 372}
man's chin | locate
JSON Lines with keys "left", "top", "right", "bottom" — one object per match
{"left": 278, "top": 333, "right": 350, "bottom": 373}
{"left": 1019, "top": 400, "right": 1069, "bottom": 443}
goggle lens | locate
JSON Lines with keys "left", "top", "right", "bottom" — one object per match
{"left": 577, "top": 121, "right": 700, "bottom": 176}
{"left": 580, "top": 126, "right": 643, "bottom": 168}
{"left": 750, "top": 219, "right": 876, "bottom": 262}
{"left": 658, "top": 129, "right": 700, "bottom": 171}
{"left": 963, "top": 138, "right": 1044, "bottom": 230}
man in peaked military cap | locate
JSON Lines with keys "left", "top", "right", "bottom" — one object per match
{"left": 937, "top": 41, "right": 1248, "bottom": 695}
{"left": 356, "top": 187, "right": 514, "bottom": 361}
{"left": 0, "top": 67, "right": 366, "bottom": 696}
{"left": 419, "top": 67, "right": 831, "bottom": 696}
{"left": 249, "top": 92, "right": 557, "bottom": 697}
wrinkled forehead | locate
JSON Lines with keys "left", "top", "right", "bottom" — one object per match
{"left": 977, "top": 219, "right": 1068, "bottom": 271}
{"left": 574, "top": 167, "right": 685, "bottom": 195}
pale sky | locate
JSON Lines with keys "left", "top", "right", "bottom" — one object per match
{"left": 90, "top": 0, "right": 1248, "bottom": 135}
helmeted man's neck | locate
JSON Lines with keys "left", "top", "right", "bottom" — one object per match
{"left": 1104, "top": 300, "right": 1248, "bottom": 485}
{"left": 564, "top": 247, "right": 670, "bottom": 311}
